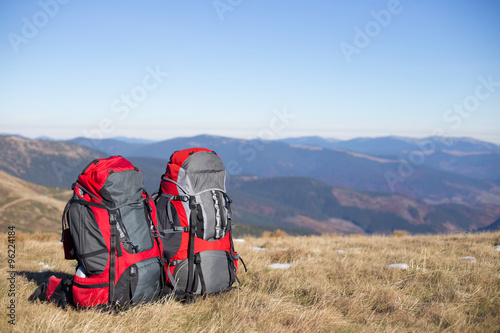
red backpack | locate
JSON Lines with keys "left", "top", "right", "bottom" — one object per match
{"left": 60, "top": 156, "right": 165, "bottom": 309}
{"left": 155, "top": 148, "right": 246, "bottom": 302}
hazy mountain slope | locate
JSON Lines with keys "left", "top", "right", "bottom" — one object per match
{"left": 4, "top": 135, "right": 500, "bottom": 207}
{"left": 228, "top": 176, "right": 500, "bottom": 235}
{"left": 279, "top": 136, "right": 500, "bottom": 156}
{"left": 477, "top": 217, "right": 500, "bottom": 231}
{"left": 129, "top": 135, "right": 500, "bottom": 205}
{"left": 422, "top": 150, "right": 500, "bottom": 180}
{"left": 278, "top": 136, "right": 500, "bottom": 181}
{"left": 68, "top": 137, "right": 147, "bottom": 157}
{"left": 127, "top": 156, "right": 168, "bottom": 194}
{"left": 0, "top": 135, "right": 103, "bottom": 188}
{"left": 0, "top": 170, "right": 72, "bottom": 233}
{"left": 59, "top": 134, "right": 500, "bottom": 206}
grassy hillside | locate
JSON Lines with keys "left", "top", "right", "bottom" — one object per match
{"left": 1, "top": 232, "right": 499, "bottom": 332}
{"left": 0, "top": 171, "right": 72, "bottom": 233}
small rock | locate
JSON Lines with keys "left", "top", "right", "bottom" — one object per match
{"left": 233, "top": 239, "right": 245, "bottom": 243}
{"left": 494, "top": 246, "right": 500, "bottom": 251}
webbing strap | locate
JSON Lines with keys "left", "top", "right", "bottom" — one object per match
{"left": 160, "top": 226, "right": 190, "bottom": 234}
{"left": 70, "top": 199, "right": 107, "bottom": 209}
{"left": 109, "top": 212, "right": 117, "bottom": 305}
{"left": 194, "top": 255, "right": 206, "bottom": 297}
{"left": 166, "top": 266, "right": 179, "bottom": 292}
{"left": 168, "top": 260, "right": 182, "bottom": 266}
{"left": 186, "top": 196, "right": 197, "bottom": 297}
{"left": 160, "top": 193, "right": 189, "bottom": 201}
{"left": 74, "top": 182, "right": 103, "bottom": 205}
{"left": 224, "top": 193, "right": 233, "bottom": 220}
{"left": 162, "top": 177, "right": 188, "bottom": 195}
{"left": 70, "top": 196, "right": 144, "bottom": 211}
{"left": 238, "top": 256, "right": 248, "bottom": 273}
{"left": 144, "top": 191, "right": 167, "bottom": 296}
{"left": 78, "top": 248, "right": 108, "bottom": 259}
{"left": 160, "top": 193, "right": 188, "bottom": 225}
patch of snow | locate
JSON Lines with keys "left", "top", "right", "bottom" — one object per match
{"left": 387, "top": 263, "right": 409, "bottom": 270}
{"left": 233, "top": 238, "right": 245, "bottom": 243}
{"left": 459, "top": 256, "right": 476, "bottom": 262}
{"left": 495, "top": 246, "right": 500, "bottom": 251}
{"left": 250, "top": 247, "right": 267, "bottom": 251}
{"left": 268, "top": 263, "right": 292, "bottom": 269}
{"left": 334, "top": 250, "right": 347, "bottom": 254}
{"left": 312, "top": 249, "right": 321, "bottom": 253}
{"left": 38, "top": 262, "right": 54, "bottom": 270}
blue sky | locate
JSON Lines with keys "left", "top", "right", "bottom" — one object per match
{"left": 1, "top": 0, "right": 499, "bottom": 143}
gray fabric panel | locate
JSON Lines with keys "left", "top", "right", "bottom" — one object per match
{"left": 119, "top": 203, "right": 153, "bottom": 253}
{"left": 187, "top": 170, "right": 226, "bottom": 194}
{"left": 103, "top": 170, "right": 152, "bottom": 253}
{"left": 68, "top": 202, "right": 108, "bottom": 275}
{"left": 103, "top": 170, "right": 144, "bottom": 206}
{"left": 173, "top": 250, "right": 233, "bottom": 295}
{"left": 198, "top": 251, "right": 233, "bottom": 293}
{"left": 132, "top": 257, "right": 162, "bottom": 304}
{"left": 182, "top": 151, "right": 226, "bottom": 194}
{"left": 176, "top": 167, "right": 193, "bottom": 195}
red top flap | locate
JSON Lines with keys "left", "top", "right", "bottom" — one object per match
{"left": 168, "top": 148, "right": 213, "bottom": 168}
{"left": 161, "top": 148, "right": 215, "bottom": 193}
{"left": 77, "top": 156, "right": 138, "bottom": 200}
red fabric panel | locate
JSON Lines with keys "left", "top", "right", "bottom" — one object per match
{"left": 72, "top": 275, "right": 109, "bottom": 307}
{"left": 46, "top": 276, "right": 62, "bottom": 302}
{"left": 170, "top": 232, "right": 232, "bottom": 263}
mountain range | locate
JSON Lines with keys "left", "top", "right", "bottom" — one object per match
{"left": 1, "top": 134, "right": 499, "bottom": 235}
{"left": 67, "top": 135, "right": 500, "bottom": 206}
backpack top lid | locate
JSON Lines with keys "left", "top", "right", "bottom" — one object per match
{"left": 162, "top": 148, "right": 226, "bottom": 195}
{"left": 76, "top": 156, "right": 144, "bottom": 207}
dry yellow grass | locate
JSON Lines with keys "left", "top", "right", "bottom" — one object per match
{"left": 1, "top": 231, "right": 499, "bottom": 332}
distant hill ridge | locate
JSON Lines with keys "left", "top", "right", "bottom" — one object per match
{"left": 2, "top": 134, "right": 500, "bottom": 204}
{"left": 2, "top": 134, "right": 500, "bottom": 235}
{"left": 278, "top": 135, "right": 500, "bottom": 155}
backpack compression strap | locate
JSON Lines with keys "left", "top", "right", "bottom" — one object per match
{"left": 185, "top": 196, "right": 198, "bottom": 303}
